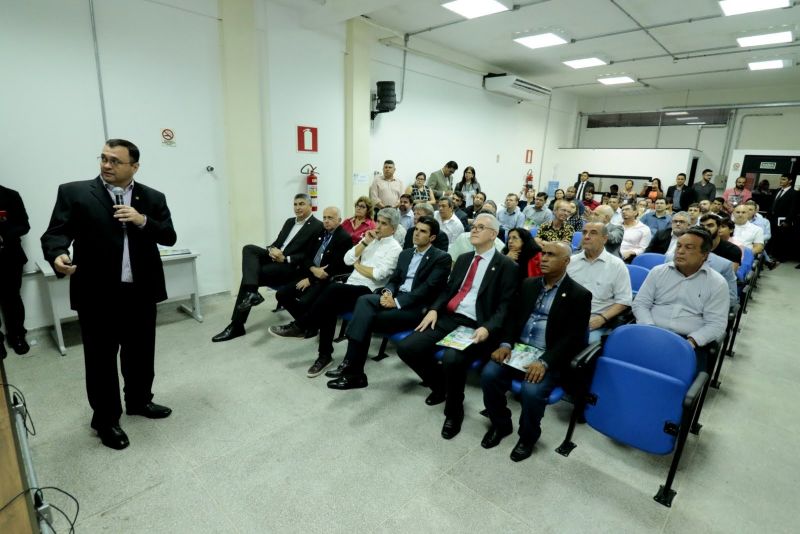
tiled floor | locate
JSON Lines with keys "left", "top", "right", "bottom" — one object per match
{"left": 5, "top": 263, "right": 798, "bottom": 533}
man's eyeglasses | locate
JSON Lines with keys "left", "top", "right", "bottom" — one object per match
{"left": 355, "top": 204, "right": 368, "bottom": 209}
{"left": 99, "top": 155, "right": 134, "bottom": 167}
{"left": 471, "top": 224, "right": 491, "bottom": 232}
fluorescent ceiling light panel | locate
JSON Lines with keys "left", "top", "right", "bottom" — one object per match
{"left": 442, "top": 0, "right": 509, "bottom": 19}
{"left": 597, "top": 76, "right": 635, "bottom": 85}
{"left": 664, "top": 111, "right": 689, "bottom": 115}
{"left": 514, "top": 33, "right": 568, "bottom": 50}
{"left": 563, "top": 57, "right": 607, "bottom": 69}
{"left": 748, "top": 59, "right": 787, "bottom": 70}
{"left": 737, "top": 31, "right": 793, "bottom": 47}
{"left": 719, "top": 0, "right": 790, "bottom": 16}
{"left": 676, "top": 116, "right": 700, "bottom": 120}
{"left": 686, "top": 122, "right": 707, "bottom": 125}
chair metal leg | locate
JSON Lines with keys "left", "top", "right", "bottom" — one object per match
{"left": 555, "top": 403, "right": 582, "bottom": 457}
{"left": 371, "top": 337, "right": 390, "bottom": 361}
{"left": 333, "top": 319, "right": 349, "bottom": 343}
{"left": 726, "top": 305, "right": 744, "bottom": 357}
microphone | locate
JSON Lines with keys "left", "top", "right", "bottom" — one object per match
{"left": 111, "top": 186, "right": 126, "bottom": 228}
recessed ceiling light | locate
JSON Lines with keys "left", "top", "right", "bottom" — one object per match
{"left": 563, "top": 57, "right": 608, "bottom": 69}
{"left": 686, "top": 122, "right": 707, "bottom": 125}
{"left": 748, "top": 59, "right": 788, "bottom": 70}
{"left": 597, "top": 76, "right": 635, "bottom": 85}
{"left": 719, "top": 0, "right": 790, "bottom": 16}
{"left": 664, "top": 111, "right": 689, "bottom": 116}
{"left": 737, "top": 31, "right": 793, "bottom": 47}
{"left": 676, "top": 116, "right": 700, "bottom": 120}
{"left": 441, "top": 0, "right": 510, "bottom": 19}
{"left": 514, "top": 32, "right": 568, "bottom": 50}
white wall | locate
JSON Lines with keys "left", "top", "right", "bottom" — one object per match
{"left": 368, "top": 44, "right": 578, "bottom": 202}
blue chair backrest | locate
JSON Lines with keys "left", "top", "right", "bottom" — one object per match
{"left": 626, "top": 264, "right": 650, "bottom": 294}
{"left": 584, "top": 324, "right": 696, "bottom": 455}
{"left": 632, "top": 253, "right": 666, "bottom": 270}
{"left": 737, "top": 247, "right": 754, "bottom": 281}
{"left": 571, "top": 231, "right": 583, "bottom": 251}
{"left": 529, "top": 227, "right": 538, "bottom": 239}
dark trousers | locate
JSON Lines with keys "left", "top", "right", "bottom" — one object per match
{"left": 275, "top": 279, "right": 329, "bottom": 321}
{"left": 78, "top": 283, "right": 157, "bottom": 428}
{"left": 396, "top": 313, "right": 489, "bottom": 419}
{"left": 295, "top": 283, "right": 372, "bottom": 358}
{"left": 0, "top": 258, "right": 26, "bottom": 342}
{"left": 768, "top": 223, "right": 793, "bottom": 261}
{"left": 231, "top": 244, "right": 297, "bottom": 325}
{"left": 341, "top": 294, "right": 424, "bottom": 374}
{"left": 481, "top": 361, "right": 559, "bottom": 444}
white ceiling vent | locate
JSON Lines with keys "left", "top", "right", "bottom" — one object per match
{"left": 483, "top": 74, "right": 551, "bottom": 101}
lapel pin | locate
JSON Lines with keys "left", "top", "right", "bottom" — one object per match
{"left": 561, "top": 293, "right": 566, "bottom": 297}
{"left": 135, "top": 196, "right": 140, "bottom": 200}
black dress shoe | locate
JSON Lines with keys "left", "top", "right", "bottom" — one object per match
{"left": 0, "top": 342, "right": 6, "bottom": 360}
{"left": 212, "top": 323, "right": 245, "bottom": 342}
{"left": 325, "top": 363, "right": 349, "bottom": 379}
{"left": 268, "top": 322, "right": 304, "bottom": 338}
{"left": 96, "top": 425, "right": 130, "bottom": 450}
{"left": 441, "top": 417, "right": 463, "bottom": 440}
{"left": 236, "top": 291, "right": 265, "bottom": 311}
{"left": 127, "top": 402, "right": 172, "bottom": 419}
{"left": 481, "top": 426, "right": 513, "bottom": 449}
{"left": 10, "top": 338, "right": 29, "bottom": 355}
{"left": 327, "top": 373, "right": 368, "bottom": 390}
{"left": 510, "top": 439, "right": 535, "bottom": 462}
{"left": 425, "top": 390, "right": 446, "bottom": 406}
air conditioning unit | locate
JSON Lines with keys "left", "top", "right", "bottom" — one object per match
{"left": 483, "top": 73, "right": 551, "bottom": 101}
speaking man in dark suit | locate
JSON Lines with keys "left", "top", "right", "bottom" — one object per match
{"left": 274, "top": 206, "right": 353, "bottom": 331}
{"left": 396, "top": 213, "right": 518, "bottom": 440}
{"left": 213, "top": 193, "right": 324, "bottom": 342}
{"left": 480, "top": 241, "right": 591, "bottom": 462}
{"left": 326, "top": 216, "right": 451, "bottom": 389}
{"left": 769, "top": 175, "right": 797, "bottom": 262}
{"left": 573, "top": 171, "right": 595, "bottom": 203}
{"left": 0, "top": 185, "right": 31, "bottom": 357}
{"left": 666, "top": 173, "right": 696, "bottom": 212}
{"left": 41, "top": 139, "right": 177, "bottom": 450}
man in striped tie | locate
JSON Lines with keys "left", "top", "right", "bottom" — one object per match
{"left": 396, "top": 213, "right": 518, "bottom": 440}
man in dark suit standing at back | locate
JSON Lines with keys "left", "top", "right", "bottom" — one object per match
{"left": 0, "top": 185, "right": 31, "bottom": 357}
{"left": 326, "top": 216, "right": 451, "bottom": 389}
{"left": 769, "top": 174, "right": 797, "bottom": 263}
{"left": 396, "top": 213, "right": 518, "bottom": 440}
{"left": 574, "top": 171, "right": 595, "bottom": 204}
{"left": 41, "top": 139, "right": 177, "bottom": 450}
{"left": 213, "top": 193, "right": 323, "bottom": 342}
{"left": 666, "top": 173, "right": 696, "bottom": 213}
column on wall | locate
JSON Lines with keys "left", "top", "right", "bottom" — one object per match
{"left": 344, "top": 18, "right": 372, "bottom": 206}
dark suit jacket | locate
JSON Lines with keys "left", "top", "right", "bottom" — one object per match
{"left": 383, "top": 245, "right": 450, "bottom": 310}
{"left": 645, "top": 227, "right": 673, "bottom": 254}
{"left": 432, "top": 250, "right": 518, "bottom": 337}
{"left": 574, "top": 180, "right": 595, "bottom": 195}
{"left": 666, "top": 185, "right": 696, "bottom": 212}
{"left": 269, "top": 215, "right": 324, "bottom": 266}
{"left": 299, "top": 225, "right": 352, "bottom": 282}
{"left": 41, "top": 176, "right": 177, "bottom": 310}
{"left": 501, "top": 274, "right": 592, "bottom": 372}
{"left": 0, "top": 185, "right": 30, "bottom": 265}
{"left": 403, "top": 227, "right": 449, "bottom": 251}
{"left": 771, "top": 187, "right": 797, "bottom": 221}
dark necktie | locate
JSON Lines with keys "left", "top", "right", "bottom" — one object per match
{"left": 313, "top": 233, "right": 332, "bottom": 266}
{"left": 774, "top": 189, "right": 785, "bottom": 208}
{"left": 446, "top": 255, "right": 482, "bottom": 314}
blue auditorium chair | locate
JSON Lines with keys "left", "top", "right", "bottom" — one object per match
{"left": 529, "top": 226, "right": 538, "bottom": 239}
{"left": 626, "top": 264, "right": 650, "bottom": 296}
{"left": 555, "top": 324, "right": 707, "bottom": 507}
{"left": 571, "top": 231, "right": 583, "bottom": 251}
{"left": 631, "top": 252, "right": 665, "bottom": 270}
{"left": 435, "top": 348, "right": 484, "bottom": 371}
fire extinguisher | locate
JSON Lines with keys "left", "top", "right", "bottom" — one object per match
{"left": 525, "top": 169, "right": 534, "bottom": 191}
{"left": 301, "top": 164, "right": 318, "bottom": 212}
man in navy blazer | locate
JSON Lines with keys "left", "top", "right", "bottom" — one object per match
{"left": 326, "top": 216, "right": 451, "bottom": 389}
{"left": 396, "top": 213, "right": 518, "bottom": 440}
{"left": 213, "top": 193, "right": 324, "bottom": 342}
{"left": 480, "top": 241, "right": 592, "bottom": 461}
{"left": 41, "top": 139, "right": 177, "bottom": 450}
{"left": 0, "top": 184, "right": 31, "bottom": 357}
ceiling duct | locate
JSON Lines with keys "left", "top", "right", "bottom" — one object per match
{"left": 483, "top": 73, "right": 551, "bottom": 101}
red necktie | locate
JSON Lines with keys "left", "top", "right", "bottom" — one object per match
{"left": 446, "top": 255, "right": 482, "bottom": 314}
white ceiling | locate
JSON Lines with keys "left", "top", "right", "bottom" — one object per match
{"left": 291, "top": 0, "right": 800, "bottom": 97}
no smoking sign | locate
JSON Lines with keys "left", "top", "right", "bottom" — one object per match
{"left": 161, "top": 128, "right": 176, "bottom": 147}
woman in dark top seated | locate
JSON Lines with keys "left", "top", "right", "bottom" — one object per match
{"left": 503, "top": 227, "right": 543, "bottom": 279}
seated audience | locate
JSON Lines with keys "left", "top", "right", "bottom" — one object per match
{"left": 640, "top": 198, "right": 672, "bottom": 235}
{"left": 640, "top": 178, "right": 664, "bottom": 202}
{"left": 523, "top": 192, "right": 554, "bottom": 229}
{"left": 619, "top": 179, "right": 637, "bottom": 202}
{"left": 718, "top": 217, "right": 744, "bottom": 252}
{"left": 448, "top": 209, "right": 505, "bottom": 261}
{"left": 275, "top": 206, "right": 353, "bottom": 330}
{"left": 582, "top": 189, "right": 599, "bottom": 211}
{"left": 434, "top": 197, "right": 465, "bottom": 246}
{"left": 451, "top": 191, "right": 470, "bottom": 229}
{"left": 565, "top": 201, "right": 584, "bottom": 232}
{"left": 568, "top": 222, "right": 632, "bottom": 342}
{"left": 698, "top": 199, "right": 711, "bottom": 215}
{"left": 212, "top": 194, "right": 323, "bottom": 342}
{"left": 396, "top": 214, "right": 518, "bottom": 440}
{"left": 590, "top": 205, "right": 623, "bottom": 257}
{"left": 687, "top": 203, "right": 701, "bottom": 226}
{"left": 326, "top": 217, "right": 451, "bottom": 388}
{"left": 480, "top": 241, "right": 591, "bottom": 462}
{"left": 270, "top": 208, "right": 403, "bottom": 377}
{"left": 632, "top": 228, "right": 729, "bottom": 374}
{"left": 645, "top": 211, "right": 688, "bottom": 256}
{"left": 732, "top": 204, "right": 764, "bottom": 254}
{"left": 636, "top": 198, "right": 650, "bottom": 218}
{"left": 620, "top": 203, "right": 652, "bottom": 261}
{"left": 397, "top": 194, "right": 415, "bottom": 230}
{"left": 407, "top": 171, "right": 436, "bottom": 206}
{"left": 699, "top": 214, "right": 741, "bottom": 271}
{"left": 535, "top": 200, "right": 575, "bottom": 246}
{"left": 342, "top": 196, "right": 376, "bottom": 245}
{"left": 404, "top": 203, "right": 449, "bottom": 251}
{"left": 607, "top": 194, "right": 623, "bottom": 225}
{"left": 564, "top": 186, "right": 585, "bottom": 216}
{"left": 710, "top": 197, "right": 725, "bottom": 215}
{"left": 464, "top": 191, "right": 486, "bottom": 220}
{"left": 517, "top": 187, "right": 537, "bottom": 211}
{"left": 547, "top": 188, "right": 565, "bottom": 211}
{"left": 497, "top": 193, "right": 526, "bottom": 234}
{"left": 369, "top": 159, "right": 404, "bottom": 210}
{"left": 503, "top": 228, "right": 542, "bottom": 279}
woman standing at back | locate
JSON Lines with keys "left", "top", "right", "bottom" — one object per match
{"left": 454, "top": 166, "right": 481, "bottom": 208}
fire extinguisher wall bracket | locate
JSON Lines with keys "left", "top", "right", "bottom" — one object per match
{"left": 301, "top": 164, "right": 319, "bottom": 212}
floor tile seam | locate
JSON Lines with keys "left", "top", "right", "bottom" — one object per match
{"left": 74, "top": 479, "right": 167, "bottom": 525}
{"left": 443, "top": 471, "right": 535, "bottom": 528}
{"left": 373, "top": 472, "right": 451, "bottom": 530}
{"left": 183, "top": 468, "right": 245, "bottom": 534}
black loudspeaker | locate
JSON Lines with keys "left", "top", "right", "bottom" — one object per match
{"left": 372, "top": 81, "right": 396, "bottom": 119}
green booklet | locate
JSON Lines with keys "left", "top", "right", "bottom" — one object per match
{"left": 505, "top": 343, "right": 545, "bottom": 372}
{"left": 436, "top": 326, "right": 476, "bottom": 351}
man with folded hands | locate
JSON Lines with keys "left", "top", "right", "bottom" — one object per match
{"left": 396, "top": 213, "right": 518, "bottom": 441}
{"left": 325, "top": 216, "right": 451, "bottom": 389}
{"left": 479, "top": 241, "right": 591, "bottom": 462}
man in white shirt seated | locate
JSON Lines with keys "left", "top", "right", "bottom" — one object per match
{"left": 567, "top": 222, "right": 633, "bottom": 343}
{"left": 632, "top": 227, "right": 729, "bottom": 374}
{"left": 434, "top": 197, "right": 465, "bottom": 246}
{"left": 397, "top": 194, "right": 415, "bottom": 231}
{"left": 745, "top": 200, "right": 776, "bottom": 268}
{"left": 731, "top": 204, "right": 764, "bottom": 254}
{"left": 270, "top": 208, "right": 402, "bottom": 377}
{"left": 608, "top": 195, "right": 623, "bottom": 225}
{"left": 448, "top": 209, "right": 505, "bottom": 261}
{"left": 497, "top": 193, "right": 526, "bottom": 234}
{"left": 620, "top": 203, "right": 652, "bottom": 261}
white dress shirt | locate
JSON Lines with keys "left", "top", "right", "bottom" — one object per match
{"left": 568, "top": 249, "right": 632, "bottom": 314}
{"left": 343, "top": 236, "right": 402, "bottom": 292}
{"left": 434, "top": 212, "right": 465, "bottom": 246}
{"left": 621, "top": 221, "right": 652, "bottom": 256}
{"left": 454, "top": 248, "right": 496, "bottom": 321}
{"left": 733, "top": 222, "right": 764, "bottom": 249}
